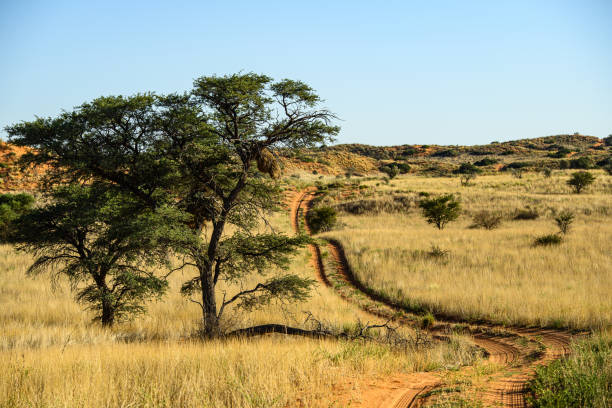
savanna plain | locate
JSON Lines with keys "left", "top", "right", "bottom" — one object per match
{"left": 2, "top": 145, "right": 612, "bottom": 408}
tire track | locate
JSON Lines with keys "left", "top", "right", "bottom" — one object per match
{"left": 290, "top": 189, "right": 583, "bottom": 407}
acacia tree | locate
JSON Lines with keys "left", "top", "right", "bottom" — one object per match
{"left": 11, "top": 184, "right": 191, "bottom": 326}
{"left": 8, "top": 73, "right": 339, "bottom": 335}
{"left": 418, "top": 194, "right": 461, "bottom": 229}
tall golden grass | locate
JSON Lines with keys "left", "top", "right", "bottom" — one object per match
{"left": 0, "top": 209, "right": 477, "bottom": 407}
{"left": 323, "top": 171, "right": 612, "bottom": 330}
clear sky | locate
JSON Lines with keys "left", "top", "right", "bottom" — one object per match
{"left": 1, "top": 0, "right": 611, "bottom": 146}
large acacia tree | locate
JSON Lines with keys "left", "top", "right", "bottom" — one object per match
{"left": 7, "top": 73, "right": 339, "bottom": 335}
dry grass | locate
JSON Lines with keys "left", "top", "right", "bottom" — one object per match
{"left": 0, "top": 206, "right": 477, "bottom": 407}
{"left": 322, "top": 171, "right": 612, "bottom": 330}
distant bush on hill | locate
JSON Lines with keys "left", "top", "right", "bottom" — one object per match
{"left": 474, "top": 157, "right": 498, "bottom": 166}
{"left": 432, "top": 149, "right": 459, "bottom": 158}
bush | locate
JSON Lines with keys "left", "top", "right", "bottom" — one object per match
{"left": 432, "top": 149, "right": 459, "bottom": 157}
{"left": 380, "top": 165, "right": 399, "bottom": 179}
{"left": 418, "top": 194, "right": 461, "bottom": 230}
{"left": 505, "top": 161, "right": 532, "bottom": 169}
{"left": 395, "top": 162, "right": 411, "bottom": 174}
{"left": 603, "top": 164, "right": 612, "bottom": 175}
{"left": 514, "top": 207, "right": 539, "bottom": 220}
{"left": 0, "top": 193, "right": 35, "bottom": 241}
{"left": 567, "top": 171, "right": 596, "bottom": 194}
{"left": 547, "top": 148, "right": 571, "bottom": 158}
{"left": 421, "top": 312, "right": 435, "bottom": 329}
{"left": 569, "top": 156, "right": 595, "bottom": 169}
{"left": 528, "top": 334, "right": 612, "bottom": 408}
{"left": 306, "top": 206, "right": 337, "bottom": 234}
{"left": 474, "top": 157, "right": 498, "bottom": 166}
{"left": 533, "top": 234, "right": 562, "bottom": 246}
{"left": 604, "top": 134, "right": 612, "bottom": 146}
{"left": 454, "top": 162, "right": 482, "bottom": 175}
{"left": 554, "top": 210, "right": 574, "bottom": 235}
{"left": 471, "top": 211, "right": 502, "bottom": 230}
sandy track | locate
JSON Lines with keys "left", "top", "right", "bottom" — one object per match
{"left": 289, "top": 189, "right": 583, "bottom": 407}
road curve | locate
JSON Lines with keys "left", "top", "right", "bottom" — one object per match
{"left": 289, "top": 188, "right": 582, "bottom": 407}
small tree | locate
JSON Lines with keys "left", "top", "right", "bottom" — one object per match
{"left": 554, "top": 210, "right": 574, "bottom": 235}
{"left": 567, "top": 171, "right": 595, "bottom": 194}
{"left": 306, "top": 206, "right": 337, "bottom": 233}
{"left": 12, "top": 184, "right": 191, "bottom": 326}
{"left": 455, "top": 162, "right": 481, "bottom": 186}
{"left": 604, "top": 134, "right": 612, "bottom": 147}
{"left": 380, "top": 165, "right": 399, "bottom": 179}
{"left": 418, "top": 194, "right": 461, "bottom": 230}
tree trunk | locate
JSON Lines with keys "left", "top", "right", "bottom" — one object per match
{"left": 200, "top": 263, "right": 219, "bottom": 336}
{"left": 101, "top": 296, "right": 115, "bottom": 327}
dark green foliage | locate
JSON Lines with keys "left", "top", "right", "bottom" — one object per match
{"left": 533, "top": 234, "right": 562, "bottom": 246}
{"left": 604, "top": 134, "right": 612, "bottom": 146}
{"left": 380, "top": 165, "right": 399, "bottom": 179}
{"left": 7, "top": 72, "right": 337, "bottom": 335}
{"left": 554, "top": 210, "right": 574, "bottom": 235}
{"left": 471, "top": 210, "right": 502, "bottom": 230}
{"left": 421, "top": 312, "right": 435, "bottom": 329}
{"left": 567, "top": 171, "right": 596, "bottom": 193}
{"left": 596, "top": 156, "right": 612, "bottom": 167}
{"left": 11, "top": 184, "right": 191, "bottom": 326}
{"left": 547, "top": 147, "right": 571, "bottom": 158}
{"left": 306, "top": 206, "right": 337, "bottom": 233}
{"left": 0, "top": 193, "right": 35, "bottom": 241}
{"left": 395, "top": 162, "right": 411, "bottom": 174}
{"left": 504, "top": 161, "right": 532, "bottom": 169}
{"left": 433, "top": 149, "right": 459, "bottom": 157}
{"left": 569, "top": 156, "right": 595, "bottom": 169}
{"left": 473, "top": 157, "right": 498, "bottom": 166}
{"left": 418, "top": 194, "right": 461, "bottom": 229}
{"left": 603, "top": 164, "right": 612, "bottom": 175}
{"left": 400, "top": 147, "right": 418, "bottom": 157}
{"left": 528, "top": 334, "right": 612, "bottom": 408}
{"left": 514, "top": 207, "right": 540, "bottom": 220}
{"left": 454, "top": 162, "right": 482, "bottom": 174}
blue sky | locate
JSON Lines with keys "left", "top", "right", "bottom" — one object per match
{"left": 1, "top": 0, "right": 611, "bottom": 145}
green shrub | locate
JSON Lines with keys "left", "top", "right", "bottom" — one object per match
{"left": 473, "top": 157, "right": 498, "bottom": 166}
{"left": 604, "top": 134, "right": 612, "bottom": 147}
{"left": 433, "top": 149, "right": 459, "bottom": 157}
{"left": 0, "top": 193, "right": 35, "bottom": 241}
{"left": 569, "top": 156, "right": 595, "bottom": 169}
{"left": 421, "top": 312, "right": 435, "bottom": 329}
{"left": 533, "top": 234, "right": 562, "bottom": 246}
{"left": 306, "top": 206, "right": 337, "bottom": 234}
{"left": 454, "top": 162, "right": 482, "bottom": 175}
{"left": 567, "top": 171, "right": 595, "bottom": 194}
{"left": 380, "top": 165, "right": 399, "bottom": 179}
{"left": 528, "top": 334, "right": 612, "bottom": 408}
{"left": 418, "top": 194, "right": 461, "bottom": 230}
{"left": 548, "top": 148, "right": 571, "bottom": 158}
{"left": 603, "top": 164, "right": 612, "bottom": 175}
